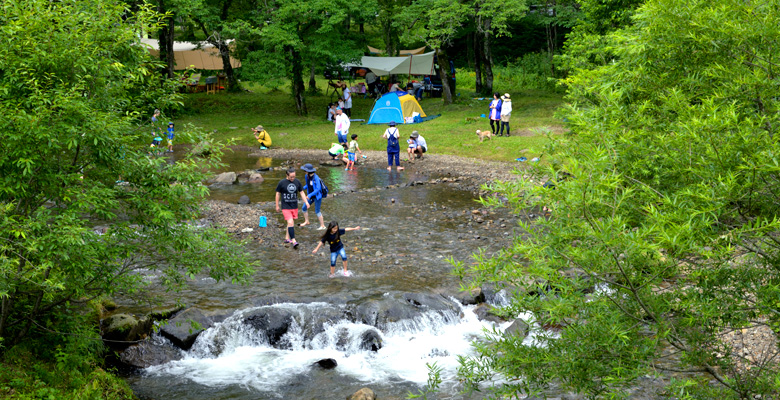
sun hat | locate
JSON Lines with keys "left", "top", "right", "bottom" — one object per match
{"left": 503, "top": 93, "right": 511, "bottom": 99}
{"left": 388, "top": 121, "right": 397, "bottom": 127}
{"left": 301, "top": 163, "right": 316, "bottom": 173}
{"left": 255, "top": 125, "right": 264, "bottom": 131}
{"left": 411, "top": 131, "right": 419, "bottom": 138}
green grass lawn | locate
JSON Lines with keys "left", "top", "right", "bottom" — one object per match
{"left": 175, "top": 78, "right": 565, "bottom": 162}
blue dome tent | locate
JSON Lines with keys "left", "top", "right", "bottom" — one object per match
{"left": 367, "top": 92, "right": 427, "bottom": 125}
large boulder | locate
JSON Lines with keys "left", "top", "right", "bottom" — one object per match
{"left": 246, "top": 173, "right": 264, "bottom": 184}
{"left": 347, "top": 388, "right": 376, "bottom": 400}
{"left": 314, "top": 358, "right": 338, "bottom": 369}
{"left": 159, "top": 308, "right": 213, "bottom": 350}
{"left": 352, "top": 293, "right": 460, "bottom": 328}
{"left": 242, "top": 307, "right": 295, "bottom": 348}
{"left": 212, "top": 172, "right": 237, "bottom": 185}
{"left": 102, "top": 314, "right": 152, "bottom": 344}
{"left": 451, "top": 287, "right": 485, "bottom": 305}
{"left": 118, "top": 338, "right": 183, "bottom": 368}
{"left": 473, "top": 304, "right": 503, "bottom": 323}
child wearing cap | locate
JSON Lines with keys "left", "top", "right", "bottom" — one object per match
{"left": 346, "top": 134, "right": 363, "bottom": 171}
{"left": 166, "top": 122, "right": 175, "bottom": 153}
{"left": 300, "top": 163, "right": 327, "bottom": 230}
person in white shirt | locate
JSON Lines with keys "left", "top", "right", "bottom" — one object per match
{"left": 365, "top": 70, "right": 378, "bottom": 96}
{"left": 410, "top": 131, "right": 427, "bottom": 159}
{"left": 343, "top": 85, "right": 352, "bottom": 117}
{"left": 500, "top": 93, "right": 512, "bottom": 136}
{"left": 334, "top": 108, "right": 350, "bottom": 144}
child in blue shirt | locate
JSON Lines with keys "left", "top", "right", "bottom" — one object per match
{"left": 166, "top": 122, "right": 175, "bottom": 153}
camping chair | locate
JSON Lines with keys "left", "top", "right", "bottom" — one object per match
{"left": 186, "top": 73, "right": 202, "bottom": 93}
{"left": 205, "top": 76, "right": 218, "bottom": 94}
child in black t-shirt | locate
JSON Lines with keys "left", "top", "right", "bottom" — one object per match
{"left": 312, "top": 221, "right": 361, "bottom": 278}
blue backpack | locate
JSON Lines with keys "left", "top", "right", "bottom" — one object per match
{"left": 320, "top": 179, "right": 329, "bottom": 198}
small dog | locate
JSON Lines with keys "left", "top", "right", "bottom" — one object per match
{"left": 477, "top": 129, "right": 493, "bottom": 142}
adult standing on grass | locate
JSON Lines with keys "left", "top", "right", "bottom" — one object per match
{"left": 276, "top": 168, "right": 310, "bottom": 249}
{"left": 382, "top": 121, "right": 404, "bottom": 171}
{"left": 300, "top": 163, "right": 327, "bottom": 230}
{"left": 499, "top": 93, "right": 512, "bottom": 137}
{"left": 489, "top": 92, "right": 502, "bottom": 136}
{"left": 343, "top": 84, "right": 352, "bottom": 118}
{"left": 334, "top": 108, "right": 350, "bottom": 145}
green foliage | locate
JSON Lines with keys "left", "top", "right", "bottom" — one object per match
{"left": 493, "top": 53, "right": 562, "bottom": 92}
{"left": 0, "top": 0, "right": 254, "bottom": 353}
{"left": 407, "top": 362, "right": 443, "bottom": 399}
{"left": 457, "top": 0, "right": 780, "bottom": 398}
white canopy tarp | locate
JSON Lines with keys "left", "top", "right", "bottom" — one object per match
{"left": 351, "top": 51, "right": 435, "bottom": 76}
{"left": 138, "top": 38, "right": 241, "bottom": 70}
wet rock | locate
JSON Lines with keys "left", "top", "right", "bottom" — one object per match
{"left": 159, "top": 308, "right": 212, "bottom": 350}
{"left": 347, "top": 387, "right": 376, "bottom": 400}
{"left": 314, "top": 358, "right": 338, "bottom": 369}
{"left": 149, "top": 306, "right": 184, "bottom": 321}
{"left": 451, "top": 287, "right": 485, "bottom": 305}
{"left": 353, "top": 294, "right": 459, "bottom": 328}
{"left": 320, "top": 160, "right": 343, "bottom": 167}
{"left": 238, "top": 195, "right": 250, "bottom": 205}
{"left": 102, "top": 314, "right": 152, "bottom": 345}
{"left": 212, "top": 172, "right": 237, "bottom": 185}
{"left": 474, "top": 304, "right": 503, "bottom": 323}
{"left": 505, "top": 318, "right": 530, "bottom": 339}
{"left": 246, "top": 172, "right": 264, "bottom": 183}
{"left": 242, "top": 308, "right": 295, "bottom": 347}
{"left": 359, "top": 329, "right": 383, "bottom": 352}
{"left": 118, "top": 338, "right": 183, "bottom": 369}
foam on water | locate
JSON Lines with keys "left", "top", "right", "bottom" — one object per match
{"left": 145, "top": 301, "right": 515, "bottom": 394}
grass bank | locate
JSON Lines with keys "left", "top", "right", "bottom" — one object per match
{"left": 175, "top": 78, "right": 565, "bottom": 162}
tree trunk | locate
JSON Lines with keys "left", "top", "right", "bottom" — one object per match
{"left": 289, "top": 47, "right": 307, "bottom": 115}
{"left": 382, "top": 19, "right": 397, "bottom": 56}
{"left": 436, "top": 48, "right": 454, "bottom": 105}
{"left": 482, "top": 18, "right": 494, "bottom": 95}
{"left": 473, "top": 30, "right": 483, "bottom": 94}
{"left": 217, "top": 41, "right": 240, "bottom": 92}
{"left": 157, "top": 0, "right": 175, "bottom": 79}
{"left": 308, "top": 63, "right": 317, "bottom": 93}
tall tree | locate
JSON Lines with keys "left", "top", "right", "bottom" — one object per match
{"left": 247, "top": 0, "right": 369, "bottom": 115}
{"left": 0, "top": 0, "right": 253, "bottom": 348}
{"left": 472, "top": 0, "right": 527, "bottom": 94}
{"left": 191, "top": 0, "right": 244, "bottom": 91}
{"left": 457, "top": 0, "right": 780, "bottom": 398}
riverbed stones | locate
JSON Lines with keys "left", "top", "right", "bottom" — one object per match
{"left": 101, "top": 313, "right": 152, "bottom": 344}
{"left": 238, "top": 195, "right": 250, "bottom": 204}
{"left": 353, "top": 294, "right": 460, "bottom": 328}
{"left": 347, "top": 387, "right": 376, "bottom": 400}
{"left": 474, "top": 304, "right": 503, "bottom": 323}
{"left": 451, "top": 287, "right": 485, "bottom": 305}
{"left": 159, "top": 308, "right": 212, "bottom": 350}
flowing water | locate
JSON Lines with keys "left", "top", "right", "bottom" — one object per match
{"left": 120, "top": 149, "right": 539, "bottom": 399}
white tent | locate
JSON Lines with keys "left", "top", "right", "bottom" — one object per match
{"left": 138, "top": 38, "right": 241, "bottom": 70}
{"left": 350, "top": 51, "right": 435, "bottom": 76}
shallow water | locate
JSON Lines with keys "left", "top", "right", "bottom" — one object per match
{"left": 122, "top": 149, "right": 523, "bottom": 399}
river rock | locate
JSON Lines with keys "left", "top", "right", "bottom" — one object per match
{"left": 118, "top": 338, "right": 183, "bottom": 368}
{"left": 212, "top": 172, "right": 237, "bottom": 185}
{"left": 320, "top": 160, "right": 343, "bottom": 167}
{"left": 238, "top": 195, "right": 250, "bottom": 204}
{"left": 102, "top": 314, "right": 152, "bottom": 344}
{"left": 314, "top": 358, "right": 338, "bottom": 369}
{"left": 451, "top": 287, "right": 485, "bottom": 305}
{"left": 150, "top": 306, "right": 185, "bottom": 321}
{"left": 347, "top": 388, "right": 376, "bottom": 400}
{"left": 246, "top": 173, "right": 264, "bottom": 183}
{"left": 353, "top": 293, "right": 459, "bottom": 328}
{"left": 359, "top": 329, "right": 383, "bottom": 352}
{"left": 474, "top": 304, "right": 503, "bottom": 323}
{"left": 505, "top": 318, "right": 530, "bottom": 340}
{"left": 159, "top": 308, "right": 212, "bottom": 350}
{"left": 242, "top": 307, "right": 295, "bottom": 347}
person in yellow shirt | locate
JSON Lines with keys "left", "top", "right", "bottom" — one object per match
{"left": 252, "top": 125, "right": 272, "bottom": 149}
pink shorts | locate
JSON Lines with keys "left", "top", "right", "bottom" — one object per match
{"left": 282, "top": 209, "right": 298, "bottom": 220}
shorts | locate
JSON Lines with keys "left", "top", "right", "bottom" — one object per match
{"left": 348, "top": 152, "right": 356, "bottom": 162}
{"left": 329, "top": 151, "right": 343, "bottom": 159}
{"left": 330, "top": 247, "right": 347, "bottom": 266}
{"left": 500, "top": 115, "right": 511, "bottom": 122}
{"left": 281, "top": 209, "right": 298, "bottom": 220}
{"left": 166, "top": 138, "right": 173, "bottom": 146}
{"left": 302, "top": 197, "right": 321, "bottom": 215}
{"left": 408, "top": 145, "right": 416, "bottom": 149}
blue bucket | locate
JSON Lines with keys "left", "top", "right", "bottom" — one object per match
{"left": 480, "top": 114, "right": 486, "bottom": 118}
{"left": 258, "top": 216, "right": 267, "bottom": 228}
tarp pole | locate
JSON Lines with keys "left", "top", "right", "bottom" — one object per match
{"left": 407, "top": 55, "right": 412, "bottom": 85}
